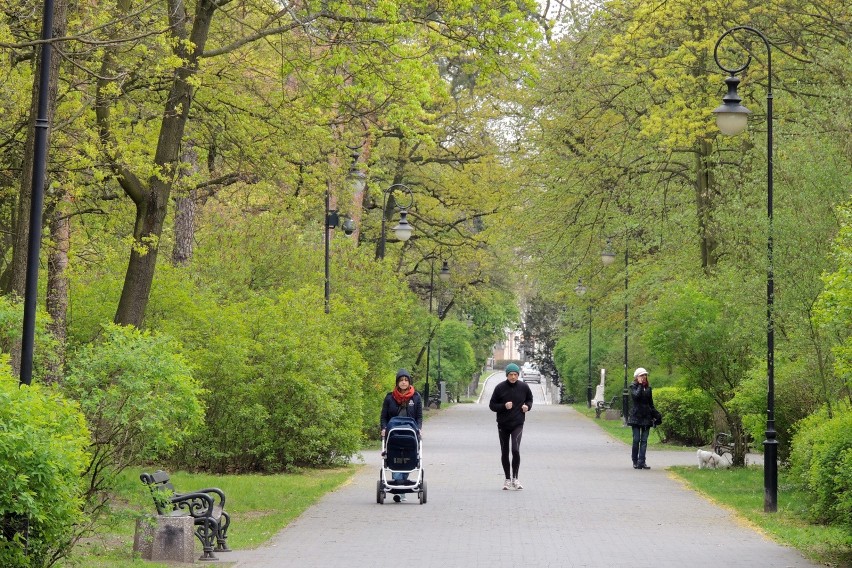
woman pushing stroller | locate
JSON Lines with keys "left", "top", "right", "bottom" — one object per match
{"left": 380, "top": 369, "right": 423, "bottom": 502}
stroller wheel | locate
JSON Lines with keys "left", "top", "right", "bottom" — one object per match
{"left": 376, "top": 480, "right": 385, "bottom": 504}
{"left": 420, "top": 480, "right": 427, "bottom": 504}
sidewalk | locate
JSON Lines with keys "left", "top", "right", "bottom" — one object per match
{"left": 223, "top": 402, "right": 816, "bottom": 568}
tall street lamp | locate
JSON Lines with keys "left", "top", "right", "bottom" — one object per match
{"left": 713, "top": 26, "right": 777, "bottom": 513}
{"left": 424, "top": 259, "right": 450, "bottom": 406}
{"left": 602, "top": 238, "right": 629, "bottom": 425}
{"left": 377, "top": 184, "right": 414, "bottom": 260}
{"left": 575, "top": 279, "right": 592, "bottom": 408}
{"left": 20, "top": 0, "right": 56, "bottom": 386}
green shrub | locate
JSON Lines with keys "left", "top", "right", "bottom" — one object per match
{"left": 790, "top": 409, "right": 852, "bottom": 527}
{"left": 170, "top": 289, "right": 367, "bottom": 472}
{"left": 653, "top": 386, "right": 714, "bottom": 445}
{"left": 0, "top": 367, "right": 90, "bottom": 567}
{"left": 62, "top": 324, "right": 205, "bottom": 491}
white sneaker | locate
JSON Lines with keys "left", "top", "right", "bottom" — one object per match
{"left": 512, "top": 478, "right": 523, "bottom": 490}
{"left": 400, "top": 493, "right": 407, "bottom": 501}
{"left": 502, "top": 479, "right": 512, "bottom": 490}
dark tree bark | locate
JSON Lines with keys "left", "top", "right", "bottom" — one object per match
{"left": 695, "top": 139, "right": 719, "bottom": 273}
{"left": 172, "top": 143, "right": 200, "bottom": 266}
{"left": 105, "top": 0, "right": 217, "bottom": 327}
{"left": 45, "top": 191, "right": 70, "bottom": 384}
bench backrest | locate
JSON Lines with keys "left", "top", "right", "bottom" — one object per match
{"left": 140, "top": 470, "right": 177, "bottom": 515}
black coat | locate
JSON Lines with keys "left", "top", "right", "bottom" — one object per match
{"left": 489, "top": 379, "right": 534, "bottom": 431}
{"left": 627, "top": 380, "right": 657, "bottom": 427}
{"left": 380, "top": 391, "right": 423, "bottom": 431}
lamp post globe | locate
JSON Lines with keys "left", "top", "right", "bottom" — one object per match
{"left": 392, "top": 211, "right": 414, "bottom": 242}
{"left": 377, "top": 183, "right": 415, "bottom": 260}
{"left": 439, "top": 260, "right": 450, "bottom": 282}
{"left": 712, "top": 76, "right": 752, "bottom": 136}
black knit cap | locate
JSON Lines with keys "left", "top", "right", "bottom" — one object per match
{"left": 396, "top": 368, "right": 412, "bottom": 385}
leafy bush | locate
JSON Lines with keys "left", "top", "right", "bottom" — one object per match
{"left": 0, "top": 368, "right": 90, "bottom": 567}
{"left": 790, "top": 409, "right": 852, "bottom": 527}
{"left": 433, "top": 320, "right": 478, "bottom": 401}
{"left": 653, "top": 386, "right": 714, "bottom": 445}
{"left": 166, "top": 289, "right": 368, "bottom": 472}
{"left": 0, "top": 297, "right": 58, "bottom": 383}
{"left": 62, "top": 324, "right": 204, "bottom": 493}
{"left": 730, "top": 358, "right": 823, "bottom": 463}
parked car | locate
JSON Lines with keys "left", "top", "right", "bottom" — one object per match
{"left": 521, "top": 362, "right": 541, "bottom": 383}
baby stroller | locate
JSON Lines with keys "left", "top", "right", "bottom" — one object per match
{"left": 377, "top": 416, "right": 427, "bottom": 504}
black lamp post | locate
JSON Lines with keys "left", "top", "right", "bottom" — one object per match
{"left": 324, "top": 166, "right": 359, "bottom": 314}
{"left": 424, "top": 260, "right": 450, "bottom": 406}
{"left": 602, "top": 239, "right": 630, "bottom": 425}
{"left": 20, "top": 0, "right": 56, "bottom": 386}
{"left": 713, "top": 26, "right": 777, "bottom": 513}
{"left": 377, "top": 184, "right": 414, "bottom": 260}
{"left": 575, "top": 279, "right": 592, "bottom": 408}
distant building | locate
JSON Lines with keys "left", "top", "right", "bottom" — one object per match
{"left": 491, "top": 328, "right": 523, "bottom": 366}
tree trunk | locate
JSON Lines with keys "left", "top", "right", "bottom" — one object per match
{"left": 45, "top": 191, "right": 70, "bottom": 384}
{"left": 7, "top": 0, "right": 68, "bottom": 373}
{"left": 172, "top": 143, "right": 200, "bottom": 266}
{"left": 695, "top": 139, "right": 719, "bottom": 273}
{"left": 348, "top": 137, "right": 372, "bottom": 244}
{"left": 112, "top": 0, "right": 217, "bottom": 327}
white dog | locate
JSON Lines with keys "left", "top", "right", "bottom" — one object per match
{"left": 697, "top": 449, "right": 730, "bottom": 469}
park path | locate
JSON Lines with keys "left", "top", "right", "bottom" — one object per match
{"left": 222, "top": 374, "right": 813, "bottom": 568}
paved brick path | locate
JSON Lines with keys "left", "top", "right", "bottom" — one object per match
{"left": 223, "top": 373, "right": 815, "bottom": 568}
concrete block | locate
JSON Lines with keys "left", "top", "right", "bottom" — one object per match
{"left": 134, "top": 515, "right": 196, "bottom": 563}
{"left": 605, "top": 409, "right": 622, "bottom": 421}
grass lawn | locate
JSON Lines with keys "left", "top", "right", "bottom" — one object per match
{"left": 571, "top": 401, "right": 688, "bottom": 450}
{"left": 672, "top": 466, "right": 852, "bottom": 567}
{"left": 573, "top": 402, "right": 852, "bottom": 567}
{"left": 73, "top": 466, "right": 358, "bottom": 567}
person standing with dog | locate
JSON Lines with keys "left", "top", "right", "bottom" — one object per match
{"left": 628, "top": 367, "right": 659, "bottom": 469}
{"left": 380, "top": 369, "right": 423, "bottom": 502}
{"left": 489, "top": 363, "right": 534, "bottom": 490}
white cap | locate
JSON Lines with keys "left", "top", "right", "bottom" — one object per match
{"left": 633, "top": 367, "right": 648, "bottom": 378}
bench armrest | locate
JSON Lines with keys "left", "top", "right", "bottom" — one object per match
{"left": 178, "top": 487, "right": 226, "bottom": 509}
{"left": 170, "top": 491, "right": 215, "bottom": 519}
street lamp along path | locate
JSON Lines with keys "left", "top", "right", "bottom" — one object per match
{"left": 377, "top": 183, "right": 415, "bottom": 260}
{"left": 712, "top": 25, "right": 778, "bottom": 513}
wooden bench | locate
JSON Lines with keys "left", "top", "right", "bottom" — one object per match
{"left": 595, "top": 395, "right": 620, "bottom": 419}
{"left": 140, "top": 470, "right": 230, "bottom": 561}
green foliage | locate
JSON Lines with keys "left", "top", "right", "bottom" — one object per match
{"left": 0, "top": 370, "right": 90, "bottom": 567}
{"left": 0, "top": 296, "right": 58, "bottom": 383}
{"left": 815, "top": 200, "right": 852, "bottom": 395}
{"left": 461, "top": 289, "right": 520, "bottom": 368}
{"left": 644, "top": 281, "right": 754, "bottom": 408}
{"left": 152, "top": 283, "right": 369, "bottom": 472}
{"left": 644, "top": 280, "right": 756, "bottom": 464}
{"left": 433, "top": 320, "right": 477, "bottom": 400}
{"left": 730, "top": 358, "right": 824, "bottom": 463}
{"left": 790, "top": 408, "right": 852, "bottom": 528}
{"left": 652, "top": 386, "right": 713, "bottom": 446}
{"left": 62, "top": 324, "right": 204, "bottom": 485}
{"left": 553, "top": 323, "right": 614, "bottom": 402}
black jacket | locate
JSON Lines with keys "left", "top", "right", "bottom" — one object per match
{"left": 380, "top": 391, "right": 423, "bottom": 431}
{"left": 627, "top": 380, "right": 657, "bottom": 427}
{"left": 489, "top": 379, "right": 534, "bottom": 431}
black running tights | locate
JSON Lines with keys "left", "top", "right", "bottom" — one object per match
{"left": 498, "top": 425, "right": 524, "bottom": 479}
